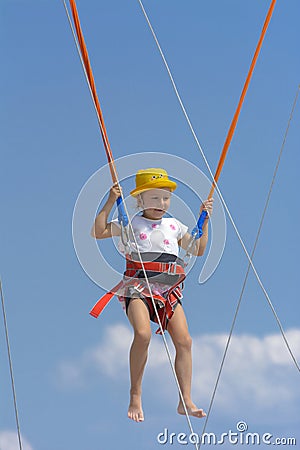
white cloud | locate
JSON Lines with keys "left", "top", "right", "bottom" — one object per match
{"left": 57, "top": 324, "right": 176, "bottom": 387}
{"left": 57, "top": 324, "right": 132, "bottom": 387}
{"left": 191, "top": 330, "right": 300, "bottom": 417}
{"left": 0, "top": 431, "right": 33, "bottom": 450}
{"left": 56, "top": 325, "right": 300, "bottom": 421}
{"left": 86, "top": 324, "right": 132, "bottom": 377}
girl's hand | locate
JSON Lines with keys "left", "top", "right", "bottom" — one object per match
{"left": 108, "top": 182, "right": 122, "bottom": 202}
{"left": 200, "top": 198, "right": 214, "bottom": 218}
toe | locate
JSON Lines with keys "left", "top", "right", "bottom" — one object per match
{"left": 196, "top": 409, "right": 206, "bottom": 418}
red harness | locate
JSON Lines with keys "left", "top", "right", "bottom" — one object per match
{"left": 90, "top": 258, "right": 186, "bottom": 334}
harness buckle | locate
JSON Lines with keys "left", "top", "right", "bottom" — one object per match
{"left": 134, "top": 283, "right": 145, "bottom": 293}
{"left": 167, "top": 262, "right": 177, "bottom": 275}
{"left": 173, "top": 287, "right": 183, "bottom": 300}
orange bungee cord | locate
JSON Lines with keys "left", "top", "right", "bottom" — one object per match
{"left": 209, "top": 0, "right": 277, "bottom": 198}
{"left": 187, "top": 0, "right": 277, "bottom": 241}
{"left": 68, "top": 0, "right": 116, "bottom": 182}
{"left": 64, "top": 0, "right": 129, "bottom": 226}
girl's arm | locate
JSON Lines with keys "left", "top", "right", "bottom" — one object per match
{"left": 178, "top": 198, "right": 213, "bottom": 256}
{"left": 91, "top": 184, "right": 122, "bottom": 239}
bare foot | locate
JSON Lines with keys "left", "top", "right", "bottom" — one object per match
{"left": 177, "top": 403, "right": 206, "bottom": 418}
{"left": 128, "top": 393, "right": 144, "bottom": 422}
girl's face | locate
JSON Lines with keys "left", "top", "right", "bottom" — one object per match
{"left": 139, "top": 188, "right": 172, "bottom": 220}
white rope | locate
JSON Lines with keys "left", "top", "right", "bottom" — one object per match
{"left": 0, "top": 279, "right": 23, "bottom": 450}
{"left": 62, "top": 2, "right": 199, "bottom": 445}
{"left": 199, "top": 85, "right": 300, "bottom": 446}
{"left": 137, "top": 0, "right": 300, "bottom": 373}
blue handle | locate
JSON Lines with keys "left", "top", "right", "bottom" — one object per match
{"left": 117, "top": 196, "right": 129, "bottom": 227}
{"left": 191, "top": 210, "right": 208, "bottom": 239}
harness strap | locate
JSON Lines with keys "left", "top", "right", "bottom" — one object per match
{"left": 89, "top": 259, "right": 186, "bottom": 331}
{"left": 125, "top": 259, "right": 185, "bottom": 275}
{"left": 144, "top": 276, "right": 185, "bottom": 334}
{"left": 89, "top": 280, "right": 124, "bottom": 318}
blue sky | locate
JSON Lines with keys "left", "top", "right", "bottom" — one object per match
{"left": 1, "top": 1, "right": 299, "bottom": 449}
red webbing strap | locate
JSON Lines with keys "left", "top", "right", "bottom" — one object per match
{"left": 208, "top": 0, "right": 277, "bottom": 198}
{"left": 145, "top": 270, "right": 185, "bottom": 334}
{"left": 68, "top": 0, "right": 117, "bottom": 183}
{"left": 141, "top": 287, "right": 172, "bottom": 335}
{"left": 89, "top": 280, "right": 124, "bottom": 318}
{"left": 125, "top": 259, "right": 185, "bottom": 275}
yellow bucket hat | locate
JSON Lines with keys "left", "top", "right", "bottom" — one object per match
{"left": 130, "top": 168, "right": 177, "bottom": 197}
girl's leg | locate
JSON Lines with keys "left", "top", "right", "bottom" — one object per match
{"left": 168, "top": 304, "right": 206, "bottom": 418}
{"left": 127, "top": 297, "right": 152, "bottom": 422}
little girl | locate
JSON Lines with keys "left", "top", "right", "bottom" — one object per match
{"left": 92, "top": 168, "right": 213, "bottom": 422}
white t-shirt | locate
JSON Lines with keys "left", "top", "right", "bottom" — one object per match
{"left": 112, "top": 215, "right": 188, "bottom": 257}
